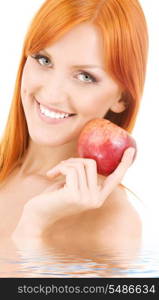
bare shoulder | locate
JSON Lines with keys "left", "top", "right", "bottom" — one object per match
{"left": 99, "top": 184, "right": 142, "bottom": 239}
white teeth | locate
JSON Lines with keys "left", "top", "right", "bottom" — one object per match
{"left": 39, "top": 104, "right": 69, "bottom": 119}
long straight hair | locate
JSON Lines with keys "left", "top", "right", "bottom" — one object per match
{"left": 0, "top": 0, "right": 148, "bottom": 182}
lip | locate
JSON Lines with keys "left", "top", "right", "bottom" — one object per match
{"left": 35, "top": 97, "right": 75, "bottom": 115}
{"left": 35, "top": 99, "right": 76, "bottom": 125}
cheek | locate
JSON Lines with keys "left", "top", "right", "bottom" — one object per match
{"left": 75, "top": 89, "right": 114, "bottom": 117}
{"left": 21, "top": 62, "right": 40, "bottom": 99}
{"left": 75, "top": 75, "right": 122, "bottom": 117}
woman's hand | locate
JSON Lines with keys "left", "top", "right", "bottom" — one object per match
{"left": 12, "top": 147, "right": 135, "bottom": 239}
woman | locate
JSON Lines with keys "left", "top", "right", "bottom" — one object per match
{"left": 0, "top": 0, "right": 148, "bottom": 254}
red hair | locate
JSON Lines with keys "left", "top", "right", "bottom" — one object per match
{"left": 0, "top": 0, "right": 148, "bottom": 182}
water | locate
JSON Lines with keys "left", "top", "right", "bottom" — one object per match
{"left": 0, "top": 205, "right": 159, "bottom": 278}
{"left": 0, "top": 241, "right": 159, "bottom": 278}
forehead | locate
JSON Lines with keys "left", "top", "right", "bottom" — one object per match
{"left": 45, "top": 22, "right": 105, "bottom": 66}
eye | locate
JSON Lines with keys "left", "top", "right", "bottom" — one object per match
{"left": 31, "top": 54, "right": 53, "bottom": 68}
{"left": 76, "top": 71, "right": 97, "bottom": 84}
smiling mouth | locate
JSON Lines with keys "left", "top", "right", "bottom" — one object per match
{"left": 35, "top": 98, "right": 76, "bottom": 117}
{"left": 35, "top": 99, "right": 77, "bottom": 122}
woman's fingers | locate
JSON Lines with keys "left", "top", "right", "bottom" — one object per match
{"left": 47, "top": 164, "right": 79, "bottom": 191}
{"left": 45, "top": 147, "right": 134, "bottom": 202}
{"left": 46, "top": 158, "right": 98, "bottom": 191}
{"left": 46, "top": 161, "right": 86, "bottom": 190}
{"left": 41, "top": 180, "right": 65, "bottom": 194}
{"left": 101, "top": 147, "right": 135, "bottom": 200}
{"left": 67, "top": 158, "right": 98, "bottom": 188}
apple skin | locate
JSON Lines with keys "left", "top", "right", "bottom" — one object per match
{"left": 77, "top": 118, "right": 137, "bottom": 176}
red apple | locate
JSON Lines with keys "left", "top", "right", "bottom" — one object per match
{"left": 77, "top": 118, "right": 137, "bottom": 176}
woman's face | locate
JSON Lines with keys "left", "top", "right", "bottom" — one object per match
{"left": 21, "top": 22, "right": 124, "bottom": 146}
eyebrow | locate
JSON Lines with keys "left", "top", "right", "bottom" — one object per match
{"left": 72, "top": 64, "right": 104, "bottom": 70}
{"left": 40, "top": 49, "right": 105, "bottom": 71}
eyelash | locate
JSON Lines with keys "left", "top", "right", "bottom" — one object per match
{"left": 31, "top": 54, "right": 98, "bottom": 84}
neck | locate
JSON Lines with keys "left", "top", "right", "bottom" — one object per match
{"left": 18, "top": 138, "right": 79, "bottom": 178}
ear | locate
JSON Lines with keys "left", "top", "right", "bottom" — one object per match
{"left": 110, "top": 96, "right": 128, "bottom": 114}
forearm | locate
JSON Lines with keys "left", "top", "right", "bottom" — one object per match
{"left": 11, "top": 206, "right": 56, "bottom": 249}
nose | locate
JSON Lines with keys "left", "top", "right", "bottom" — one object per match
{"left": 40, "top": 73, "right": 69, "bottom": 106}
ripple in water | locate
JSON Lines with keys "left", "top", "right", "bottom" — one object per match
{"left": 1, "top": 244, "right": 159, "bottom": 278}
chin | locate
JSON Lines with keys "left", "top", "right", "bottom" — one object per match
{"left": 30, "top": 133, "right": 74, "bottom": 147}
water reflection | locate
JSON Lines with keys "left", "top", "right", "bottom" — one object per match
{"left": 1, "top": 240, "right": 159, "bottom": 277}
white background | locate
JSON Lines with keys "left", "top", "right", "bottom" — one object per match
{"left": 0, "top": 1, "right": 158, "bottom": 225}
